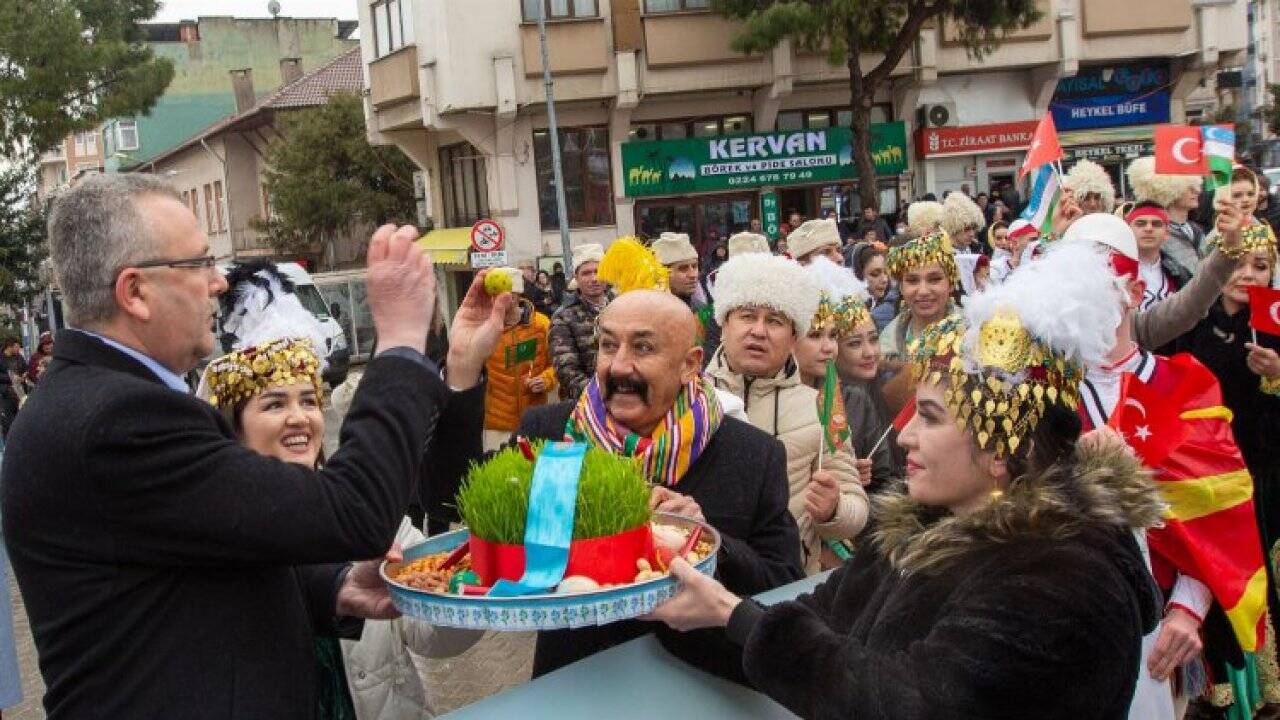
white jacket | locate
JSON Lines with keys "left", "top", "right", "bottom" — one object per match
{"left": 341, "top": 517, "right": 483, "bottom": 719}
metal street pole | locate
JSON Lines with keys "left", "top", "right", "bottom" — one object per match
{"left": 537, "top": 1, "right": 574, "bottom": 272}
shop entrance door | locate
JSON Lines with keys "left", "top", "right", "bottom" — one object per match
{"left": 634, "top": 193, "right": 757, "bottom": 257}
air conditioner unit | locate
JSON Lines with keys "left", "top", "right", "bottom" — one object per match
{"left": 916, "top": 103, "right": 958, "bottom": 128}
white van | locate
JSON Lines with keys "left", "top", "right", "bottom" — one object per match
{"left": 201, "top": 262, "right": 350, "bottom": 388}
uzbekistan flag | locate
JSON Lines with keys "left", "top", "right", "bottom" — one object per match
{"left": 1117, "top": 354, "right": 1267, "bottom": 652}
{"left": 1019, "top": 162, "right": 1060, "bottom": 236}
{"left": 1202, "top": 125, "right": 1236, "bottom": 192}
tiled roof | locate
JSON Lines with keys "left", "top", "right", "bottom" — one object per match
{"left": 266, "top": 47, "right": 363, "bottom": 109}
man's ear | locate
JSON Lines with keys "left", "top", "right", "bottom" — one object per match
{"left": 114, "top": 269, "right": 153, "bottom": 323}
{"left": 682, "top": 346, "right": 704, "bottom": 381}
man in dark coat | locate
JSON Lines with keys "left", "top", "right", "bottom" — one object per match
{"left": 1, "top": 173, "right": 506, "bottom": 719}
{"left": 462, "top": 290, "right": 802, "bottom": 679}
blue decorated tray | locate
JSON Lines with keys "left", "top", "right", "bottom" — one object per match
{"left": 381, "top": 514, "right": 719, "bottom": 631}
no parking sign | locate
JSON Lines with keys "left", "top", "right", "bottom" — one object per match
{"left": 470, "top": 219, "right": 505, "bottom": 253}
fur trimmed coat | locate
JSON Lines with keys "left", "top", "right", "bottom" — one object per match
{"left": 726, "top": 443, "right": 1164, "bottom": 719}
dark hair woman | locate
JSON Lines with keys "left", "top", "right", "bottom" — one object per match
{"left": 649, "top": 244, "right": 1163, "bottom": 719}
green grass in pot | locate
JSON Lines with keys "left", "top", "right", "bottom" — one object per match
{"left": 457, "top": 442, "right": 651, "bottom": 545}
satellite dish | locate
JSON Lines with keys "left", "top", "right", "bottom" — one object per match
{"left": 268, "top": 0, "right": 281, "bottom": 17}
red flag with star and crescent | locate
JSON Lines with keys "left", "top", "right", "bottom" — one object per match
{"left": 1108, "top": 354, "right": 1267, "bottom": 652}
{"left": 1019, "top": 114, "right": 1063, "bottom": 179}
{"left": 1248, "top": 285, "right": 1280, "bottom": 336}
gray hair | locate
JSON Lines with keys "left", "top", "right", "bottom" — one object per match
{"left": 48, "top": 174, "right": 182, "bottom": 327}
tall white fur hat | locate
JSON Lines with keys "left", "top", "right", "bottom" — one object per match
{"left": 651, "top": 232, "right": 698, "bottom": 265}
{"left": 1126, "top": 156, "right": 1202, "bottom": 209}
{"left": 712, "top": 253, "right": 821, "bottom": 334}
{"left": 942, "top": 192, "right": 985, "bottom": 236}
{"left": 571, "top": 243, "right": 605, "bottom": 273}
{"left": 907, "top": 201, "right": 945, "bottom": 235}
{"left": 1060, "top": 212, "right": 1139, "bottom": 261}
{"left": 786, "top": 218, "right": 841, "bottom": 260}
{"left": 1064, "top": 160, "right": 1116, "bottom": 213}
{"left": 728, "top": 232, "right": 771, "bottom": 257}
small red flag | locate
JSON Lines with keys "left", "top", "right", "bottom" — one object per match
{"left": 1107, "top": 371, "right": 1191, "bottom": 467}
{"left": 1154, "top": 125, "right": 1206, "bottom": 176}
{"left": 1247, "top": 285, "right": 1280, "bottom": 336}
{"left": 1019, "top": 114, "right": 1063, "bottom": 179}
{"left": 892, "top": 397, "right": 916, "bottom": 432}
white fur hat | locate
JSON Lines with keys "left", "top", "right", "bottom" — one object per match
{"left": 1060, "top": 212, "right": 1138, "bottom": 261}
{"left": 651, "top": 232, "right": 698, "bottom": 265}
{"left": 571, "top": 243, "right": 604, "bottom": 273}
{"left": 906, "top": 201, "right": 945, "bottom": 235}
{"left": 728, "top": 232, "right": 771, "bottom": 257}
{"left": 786, "top": 218, "right": 841, "bottom": 260}
{"left": 1063, "top": 160, "right": 1116, "bottom": 213}
{"left": 942, "top": 192, "right": 985, "bottom": 236}
{"left": 1126, "top": 156, "right": 1202, "bottom": 209}
{"left": 712, "top": 253, "right": 821, "bottom": 334}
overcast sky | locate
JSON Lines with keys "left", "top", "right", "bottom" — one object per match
{"left": 152, "top": 0, "right": 358, "bottom": 21}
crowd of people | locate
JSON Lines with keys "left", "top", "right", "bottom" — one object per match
{"left": 0, "top": 152, "right": 1279, "bottom": 719}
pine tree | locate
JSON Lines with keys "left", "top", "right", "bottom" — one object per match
{"left": 0, "top": 0, "right": 174, "bottom": 158}
{"left": 256, "top": 92, "right": 417, "bottom": 269}
{"left": 712, "top": 0, "right": 1041, "bottom": 209}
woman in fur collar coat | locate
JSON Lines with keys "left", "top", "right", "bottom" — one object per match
{"left": 649, "top": 247, "right": 1165, "bottom": 719}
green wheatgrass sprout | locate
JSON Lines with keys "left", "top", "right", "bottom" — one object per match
{"left": 456, "top": 442, "right": 652, "bottom": 545}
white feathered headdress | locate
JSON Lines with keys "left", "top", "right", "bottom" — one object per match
{"left": 1126, "top": 156, "right": 1202, "bottom": 209}
{"left": 804, "top": 256, "right": 871, "bottom": 336}
{"left": 196, "top": 261, "right": 329, "bottom": 407}
{"left": 1063, "top": 159, "right": 1116, "bottom": 213}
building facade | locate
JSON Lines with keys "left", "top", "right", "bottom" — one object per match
{"left": 102, "top": 16, "right": 358, "bottom": 173}
{"left": 357, "top": 0, "right": 1246, "bottom": 278}
{"left": 36, "top": 129, "right": 106, "bottom": 202}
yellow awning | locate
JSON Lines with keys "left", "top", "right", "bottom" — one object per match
{"left": 417, "top": 228, "right": 472, "bottom": 267}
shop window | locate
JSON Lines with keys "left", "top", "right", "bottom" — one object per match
{"left": 629, "top": 123, "right": 658, "bottom": 141}
{"left": 439, "top": 142, "right": 490, "bottom": 228}
{"left": 775, "top": 105, "right": 893, "bottom": 130}
{"left": 371, "top": 0, "right": 414, "bottom": 58}
{"left": 693, "top": 120, "right": 721, "bottom": 138}
{"left": 776, "top": 112, "right": 804, "bottom": 131}
{"left": 643, "top": 0, "right": 710, "bottom": 13}
{"left": 806, "top": 111, "right": 832, "bottom": 129}
{"left": 533, "top": 126, "right": 614, "bottom": 231}
{"left": 522, "top": 0, "right": 598, "bottom": 21}
{"left": 660, "top": 121, "right": 688, "bottom": 140}
{"left": 722, "top": 115, "right": 751, "bottom": 134}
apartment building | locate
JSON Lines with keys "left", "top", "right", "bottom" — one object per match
{"left": 357, "top": 0, "right": 1245, "bottom": 273}
{"left": 36, "top": 129, "right": 105, "bottom": 202}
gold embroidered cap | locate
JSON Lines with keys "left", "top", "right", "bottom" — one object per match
{"left": 203, "top": 337, "right": 323, "bottom": 408}
{"left": 804, "top": 255, "right": 871, "bottom": 337}
{"left": 886, "top": 229, "right": 960, "bottom": 287}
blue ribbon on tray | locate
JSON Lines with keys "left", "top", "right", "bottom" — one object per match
{"left": 487, "top": 442, "right": 586, "bottom": 597}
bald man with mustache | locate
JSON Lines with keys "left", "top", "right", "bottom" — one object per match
{"left": 450, "top": 290, "right": 802, "bottom": 680}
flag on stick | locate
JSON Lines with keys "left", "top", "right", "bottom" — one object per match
{"left": 891, "top": 396, "right": 916, "bottom": 432}
{"left": 817, "top": 360, "right": 851, "bottom": 452}
{"left": 1247, "top": 285, "right": 1280, "bottom": 336}
{"left": 1019, "top": 163, "right": 1061, "bottom": 236}
{"left": 1019, "top": 114, "right": 1063, "bottom": 179}
{"left": 1202, "top": 125, "right": 1236, "bottom": 192}
{"left": 1154, "top": 125, "right": 1206, "bottom": 176}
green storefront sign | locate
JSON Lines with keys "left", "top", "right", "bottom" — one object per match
{"left": 622, "top": 122, "right": 907, "bottom": 198}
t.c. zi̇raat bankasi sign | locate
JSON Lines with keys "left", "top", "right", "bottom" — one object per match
{"left": 621, "top": 123, "right": 907, "bottom": 198}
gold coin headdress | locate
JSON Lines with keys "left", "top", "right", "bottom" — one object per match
{"left": 804, "top": 255, "right": 871, "bottom": 337}
{"left": 196, "top": 260, "right": 327, "bottom": 408}
{"left": 908, "top": 242, "right": 1124, "bottom": 457}
{"left": 886, "top": 229, "right": 960, "bottom": 288}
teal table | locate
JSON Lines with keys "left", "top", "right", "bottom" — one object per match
{"left": 442, "top": 571, "right": 833, "bottom": 719}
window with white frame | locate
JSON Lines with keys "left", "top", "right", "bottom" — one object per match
{"left": 116, "top": 120, "right": 139, "bottom": 151}
{"left": 642, "top": 0, "right": 709, "bottom": 13}
{"left": 371, "top": 0, "right": 415, "bottom": 58}
{"left": 73, "top": 131, "right": 98, "bottom": 157}
{"left": 522, "top": 0, "right": 598, "bottom": 22}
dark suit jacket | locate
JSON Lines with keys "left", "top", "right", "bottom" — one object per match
{"left": 516, "top": 401, "right": 803, "bottom": 680}
{"left": 1, "top": 330, "right": 470, "bottom": 719}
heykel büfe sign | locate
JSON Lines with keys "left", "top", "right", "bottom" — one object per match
{"left": 621, "top": 123, "right": 907, "bottom": 198}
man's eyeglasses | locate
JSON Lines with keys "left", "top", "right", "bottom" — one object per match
{"left": 128, "top": 254, "right": 219, "bottom": 271}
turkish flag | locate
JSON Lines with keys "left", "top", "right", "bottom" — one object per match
{"left": 1019, "top": 114, "right": 1063, "bottom": 179}
{"left": 1154, "top": 125, "right": 1206, "bottom": 176}
{"left": 892, "top": 397, "right": 916, "bottom": 432}
{"left": 1107, "top": 371, "right": 1191, "bottom": 467}
{"left": 1248, "top": 285, "right": 1280, "bottom": 336}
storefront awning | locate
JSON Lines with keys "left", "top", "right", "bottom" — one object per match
{"left": 417, "top": 228, "right": 472, "bottom": 267}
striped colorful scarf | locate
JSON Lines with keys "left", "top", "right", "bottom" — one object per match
{"left": 565, "top": 376, "right": 722, "bottom": 487}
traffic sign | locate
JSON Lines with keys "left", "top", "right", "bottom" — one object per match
{"left": 470, "top": 219, "right": 505, "bottom": 252}
{"left": 471, "top": 250, "right": 508, "bottom": 268}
